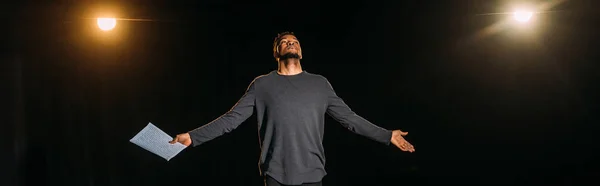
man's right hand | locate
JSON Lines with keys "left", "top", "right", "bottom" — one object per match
{"left": 169, "top": 133, "right": 192, "bottom": 147}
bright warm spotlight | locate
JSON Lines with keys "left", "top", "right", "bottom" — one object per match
{"left": 513, "top": 11, "right": 533, "bottom": 23}
{"left": 97, "top": 18, "right": 117, "bottom": 31}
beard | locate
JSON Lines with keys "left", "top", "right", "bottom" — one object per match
{"left": 279, "top": 53, "right": 300, "bottom": 60}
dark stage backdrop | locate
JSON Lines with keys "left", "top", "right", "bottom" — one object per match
{"left": 3, "top": 0, "right": 599, "bottom": 185}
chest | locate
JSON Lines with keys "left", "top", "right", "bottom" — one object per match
{"left": 259, "top": 78, "right": 328, "bottom": 110}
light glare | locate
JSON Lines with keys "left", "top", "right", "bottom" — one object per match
{"left": 513, "top": 11, "right": 533, "bottom": 23}
{"left": 97, "top": 18, "right": 117, "bottom": 31}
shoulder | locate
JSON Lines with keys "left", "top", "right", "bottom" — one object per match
{"left": 247, "top": 70, "right": 277, "bottom": 89}
{"left": 304, "top": 71, "right": 329, "bottom": 82}
{"left": 251, "top": 70, "right": 275, "bottom": 83}
{"left": 304, "top": 71, "right": 334, "bottom": 89}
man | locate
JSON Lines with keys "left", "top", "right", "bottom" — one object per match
{"left": 170, "top": 32, "right": 415, "bottom": 186}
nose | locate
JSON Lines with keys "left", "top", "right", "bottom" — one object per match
{"left": 287, "top": 42, "right": 298, "bottom": 49}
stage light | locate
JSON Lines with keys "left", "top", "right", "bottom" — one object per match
{"left": 513, "top": 11, "right": 533, "bottom": 23}
{"left": 97, "top": 17, "right": 117, "bottom": 31}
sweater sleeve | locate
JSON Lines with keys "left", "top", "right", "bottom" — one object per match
{"left": 188, "top": 79, "right": 257, "bottom": 147}
{"left": 324, "top": 78, "right": 392, "bottom": 145}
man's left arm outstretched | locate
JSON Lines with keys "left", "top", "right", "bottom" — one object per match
{"left": 324, "top": 79, "right": 415, "bottom": 153}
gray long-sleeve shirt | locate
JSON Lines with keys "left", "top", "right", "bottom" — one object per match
{"left": 188, "top": 70, "right": 392, "bottom": 185}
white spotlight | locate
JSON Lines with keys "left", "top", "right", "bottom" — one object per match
{"left": 513, "top": 11, "right": 533, "bottom": 23}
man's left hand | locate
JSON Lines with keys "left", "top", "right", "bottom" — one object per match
{"left": 391, "top": 130, "right": 415, "bottom": 153}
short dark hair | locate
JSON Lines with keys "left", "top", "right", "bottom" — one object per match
{"left": 272, "top": 31, "right": 296, "bottom": 60}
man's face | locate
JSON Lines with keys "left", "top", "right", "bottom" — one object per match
{"left": 277, "top": 35, "right": 302, "bottom": 59}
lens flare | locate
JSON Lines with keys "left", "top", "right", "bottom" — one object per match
{"left": 97, "top": 18, "right": 117, "bottom": 31}
{"left": 513, "top": 11, "right": 533, "bottom": 23}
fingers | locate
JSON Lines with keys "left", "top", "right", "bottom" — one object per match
{"left": 394, "top": 130, "right": 408, "bottom": 136}
{"left": 400, "top": 142, "right": 410, "bottom": 151}
{"left": 170, "top": 133, "right": 192, "bottom": 146}
{"left": 399, "top": 144, "right": 409, "bottom": 151}
{"left": 405, "top": 143, "right": 415, "bottom": 152}
{"left": 170, "top": 134, "right": 182, "bottom": 144}
{"left": 399, "top": 143, "right": 414, "bottom": 152}
{"left": 393, "top": 137, "right": 407, "bottom": 151}
{"left": 404, "top": 142, "right": 415, "bottom": 152}
{"left": 394, "top": 137, "right": 415, "bottom": 153}
{"left": 169, "top": 136, "right": 178, "bottom": 144}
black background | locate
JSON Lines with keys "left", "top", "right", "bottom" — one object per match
{"left": 2, "top": 0, "right": 599, "bottom": 185}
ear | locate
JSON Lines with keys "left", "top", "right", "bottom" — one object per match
{"left": 274, "top": 46, "right": 280, "bottom": 59}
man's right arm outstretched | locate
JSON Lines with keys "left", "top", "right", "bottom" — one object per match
{"left": 169, "top": 78, "right": 258, "bottom": 147}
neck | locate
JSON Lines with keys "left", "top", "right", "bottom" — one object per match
{"left": 277, "top": 58, "right": 303, "bottom": 75}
